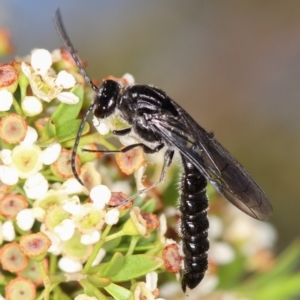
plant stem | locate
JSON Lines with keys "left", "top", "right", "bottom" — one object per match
{"left": 83, "top": 225, "right": 112, "bottom": 273}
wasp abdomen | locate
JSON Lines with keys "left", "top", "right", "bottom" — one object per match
{"left": 180, "top": 156, "right": 209, "bottom": 292}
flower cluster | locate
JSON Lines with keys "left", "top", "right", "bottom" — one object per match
{"left": 0, "top": 48, "right": 182, "bottom": 300}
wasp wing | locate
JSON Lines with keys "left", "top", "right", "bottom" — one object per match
{"left": 150, "top": 109, "right": 272, "bottom": 221}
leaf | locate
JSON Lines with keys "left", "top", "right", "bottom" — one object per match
{"left": 97, "top": 252, "right": 125, "bottom": 278}
{"left": 245, "top": 239, "right": 300, "bottom": 290}
{"left": 51, "top": 85, "right": 84, "bottom": 128}
{"left": 110, "top": 254, "right": 163, "bottom": 282}
{"left": 56, "top": 120, "right": 90, "bottom": 143}
{"left": 104, "top": 283, "right": 132, "bottom": 300}
{"left": 43, "top": 118, "right": 57, "bottom": 140}
{"left": 256, "top": 273, "right": 300, "bottom": 300}
{"left": 217, "top": 252, "right": 246, "bottom": 289}
{"left": 87, "top": 275, "right": 111, "bottom": 288}
{"left": 233, "top": 240, "right": 300, "bottom": 299}
{"left": 141, "top": 198, "right": 157, "bottom": 213}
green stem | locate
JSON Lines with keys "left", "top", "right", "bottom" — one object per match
{"left": 0, "top": 112, "right": 8, "bottom": 118}
{"left": 126, "top": 236, "right": 139, "bottom": 256}
{"left": 36, "top": 283, "right": 60, "bottom": 300}
{"left": 49, "top": 275, "right": 68, "bottom": 284}
{"left": 83, "top": 225, "right": 112, "bottom": 273}
{"left": 12, "top": 97, "right": 23, "bottom": 116}
{"left": 44, "top": 175, "right": 65, "bottom": 183}
{"left": 38, "top": 260, "right": 51, "bottom": 300}
{"left": 14, "top": 185, "right": 26, "bottom": 197}
{"left": 19, "top": 83, "right": 28, "bottom": 102}
{"left": 49, "top": 254, "right": 57, "bottom": 275}
{"left": 13, "top": 220, "right": 28, "bottom": 237}
{"left": 80, "top": 279, "right": 108, "bottom": 300}
{"left": 104, "top": 229, "right": 125, "bottom": 243}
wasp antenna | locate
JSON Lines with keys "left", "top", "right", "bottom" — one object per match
{"left": 54, "top": 9, "right": 99, "bottom": 92}
{"left": 71, "top": 103, "right": 96, "bottom": 185}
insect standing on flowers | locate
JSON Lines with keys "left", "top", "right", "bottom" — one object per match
{"left": 54, "top": 9, "right": 273, "bottom": 292}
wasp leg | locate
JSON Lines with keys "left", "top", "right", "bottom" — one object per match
{"left": 112, "top": 128, "right": 132, "bottom": 136}
{"left": 124, "top": 148, "right": 175, "bottom": 202}
{"left": 82, "top": 142, "right": 164, "bottom": 154}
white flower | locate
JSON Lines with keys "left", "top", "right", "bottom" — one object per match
{"left": 51, "top": 49, "right": 62, "bottom": 63}
{"left": 16, "top": 208, "right": 35, "bottom": 231}
{"left": 133, "top": 275, "right": 166, "bottom": 300}
{"left": 21, "top": 49, "right": 79, "bottom": 104}
{"left": 80, "top": 230, "right": 101, "bottom": 245}
{"left": 90, "top": 185, "right": 111, "bottom": 209}
{"left": 0, "top": 149, "right": 12, "bottom": 165}
{"left": 11, "top": 144, "right": 42, "bottom": 179}
{"left": 122, "top": 73, "right": 135, "bottom": 85}
{"left": 72, "top": 203, "right": 105, "bottom": 233}
{"left": 58, "top": 257, "right": 83, "bottom": 273}
{"left": 41, "top": 143, "right": 61, "bottom": 165}
{"left": 105, "top": 208, "right": 120, "bottom": 225}
{"left": 146, "top": 272, "right": 158, "bottom": 292}
{"left": 91, "top": 248, "right": 106, "bottom": 266}
{"left": 19, "top": 126, "right": 38, "bottom": 146}
{"left": 61, "top": 178, "right": 84, "bottom": 194}
{"left": 32, "top": 206, "right": 46, "bottom": 222}
{"left": 225, "top": 207, "right": 277, "bottom": 256}
{"left": 92, "top": 117, "right": 110, "bottom": 135}
{"left": 209, "top": 215, "right": 223, "bottom": 240}
{"left": 24, "top": 172, "right": 49, "bottom": 199}
{"left": 2, "top": 220, "right": 15, "bottom": 241}
{"left": 209, "top": 242, "right": 235, "bottom": 264}
{"left": 0, "top": 165, "right": 18, "bottom": 185}
{"left": 41, "top": 226, "right": 62, "bottom": 255}
{"left": 159, "top": 214, "right": 167, "bottom": 242}
{"left": 54, "top": 219, "right": 76, "bottom": 241}
{"left": 0, "top": 89, "right": 13, "bottom": 111}
{"left": 55, "top": 70, "right": 76, "bottom": 88}
{"left": 134, "top": 165, "right": 146, "bottom": 191}
{"left": 31, "top": 49, "right": 52, "bottom": 75}
{"left": 57, "top": 92, "right": 80, "bottom": 104}
{"left": 21, "top": 96, "right": 43, "bottom": 116}
{"left": 62, "top": 196, "right": 81, "bottom": 214}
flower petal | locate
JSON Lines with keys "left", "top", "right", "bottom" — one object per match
{"left": 19, "top": 126, "right": 38, "bottom": 146}
{"left": 16, "top": 208, "right": 35, "bottom": 231}
{"left": 0, "top": 149, "right": 12, "bottom": 165}
{"left": 0, "top": 89, "right": 13, "bottom": 111}
{"left": 54, "top": 219, "right": 75, "bottom": 241}
{"left": 80, "top": 230, "right": 100, "bottom": 245}
{"left": 31, "top": 49, "right": 52, "bottom": 75}
{"left": 2, "top": 220, "right": 16, "bottom": 241}
{"left": 58, "top": 257, "right": 82, "bottom": 273}
{"left": 41, "top": 143, "right": 61, "bottom": 165}
{"left": 24, "top": 172, "right": 48, "bottom": 200}
{"left": 0, "top": 165, "right": 19, "bottom": 185}
{"left": 21, "top": 96, "right": 43, "bottom": 116}
{"left": 105, "top": 208, "right": 120, "bottom": 225}
{"left": 55, "top": 70, "right": 76, "bottom": 89}
{"left": 57, "top": 92, "right": 79, "bottom": 104}
{"left": 90, "top": 185, "right": 111, "bottom": 209}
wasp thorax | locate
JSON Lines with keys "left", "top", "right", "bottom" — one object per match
{"left": 94, "top": 80, "right": 121, "bottom": 119}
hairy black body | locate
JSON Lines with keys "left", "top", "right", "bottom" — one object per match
{"left": 54, "top": 9, "right": 273, "bottom": 292}
{"left": 180, "top": 157, "right": 209, "bottom": 291}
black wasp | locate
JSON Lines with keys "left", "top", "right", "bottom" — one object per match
{"left": 54, "top": 9, "right": 273, "bottom": 293}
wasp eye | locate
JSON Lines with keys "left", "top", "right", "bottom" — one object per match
{"left": 94, "top": 80, "right": 120, "bottom": 118}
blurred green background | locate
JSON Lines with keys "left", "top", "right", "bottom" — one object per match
{"left": 1, "top": 0, "right": 299, "bottom": 253}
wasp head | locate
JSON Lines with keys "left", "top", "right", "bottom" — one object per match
{"left": 94, "top": 80, "right": 120, "bottom": 119}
